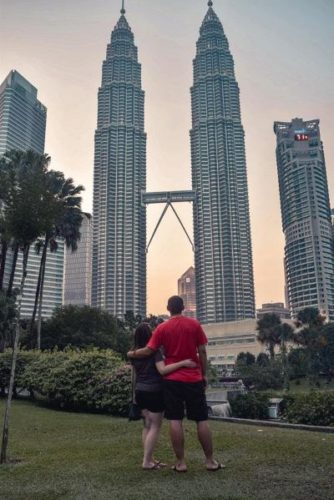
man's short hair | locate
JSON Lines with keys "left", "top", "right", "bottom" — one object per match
{"left": 167, "top": 295, "right": 184, "bottom": 315}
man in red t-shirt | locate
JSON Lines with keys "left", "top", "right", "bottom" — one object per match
{"left": 127, "top": 296, "right": 223, "bottom": 472}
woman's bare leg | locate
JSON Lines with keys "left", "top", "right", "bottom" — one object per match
{"left": 142, "top": 409, "right": 149, "bottom": 449}
{"left": 142, "top": 412, "right": 163, "bottom": 468}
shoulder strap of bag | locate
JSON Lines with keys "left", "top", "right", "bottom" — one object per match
{"left": 131, "top": 365, "right": 136, "bottom": 403}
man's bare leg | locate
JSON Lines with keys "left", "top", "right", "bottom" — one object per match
{"left": 169, "top": 420, "right": 187, "bottom": 471}
{"left": 197, "top": 420, "right": 220, "bottom": 469}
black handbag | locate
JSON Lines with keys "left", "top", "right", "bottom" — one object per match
{"left": 128, "top": 366, "right": 142, "bottom": 421}
{"left": 128, "top": 402, "right": 142, "bottom": 421}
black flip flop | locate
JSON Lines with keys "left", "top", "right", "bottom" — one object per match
{"left": 171, "top": 465, "right": 187, "bottom": 473}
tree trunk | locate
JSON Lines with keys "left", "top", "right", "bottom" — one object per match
{"left": 36, "top": 250, "right": 47, "bottom": 350}
{"left": 6, "top": 243, "right": 19, "bottom": 297}
{"left": 269, "top": 343, "right": 275, "bottom": 360}
{"left": 0, "top": 240, "right": 8, "bottom": 291}
{"left": 0, "top": 244, "right": 29, "bottom": 464}
{"left": 30, "top": 238, "right": 48, "bottom": 336}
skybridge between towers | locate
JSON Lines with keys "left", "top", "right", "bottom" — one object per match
{"left": 141, "top": 190, "right": 196, "bottom": 253}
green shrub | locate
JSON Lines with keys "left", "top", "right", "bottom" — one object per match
{"left": 0, "top": 350, "right": 41, "bottom": 396}
{"left": 230, "top": 392, "right": 269, "bottom": 420}
{"left": 236, "top": 361, "right": 284, "bottom": 391}
{"left": 283, "top": 392, "right": 334, "bottom": 426}
{"left": 0, "top": 348, "right": 132, "bottom": 416}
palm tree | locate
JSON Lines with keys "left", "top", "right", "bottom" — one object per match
{"left": 0, "top": 149, "right": 54, "bottom": 464}
{"left": 256, "top": 313, "right": 282, "bottom": 359}
{"left": 29, "top": 171, "right": 84, "bottom": 348}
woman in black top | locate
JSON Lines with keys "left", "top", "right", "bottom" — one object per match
{"left": 132, "top": 323, "right": 195, "bottom": 470}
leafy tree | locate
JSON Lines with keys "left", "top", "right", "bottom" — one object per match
{"left": 29, "top": 171, "right": 84, "bottom": 348}
{"left": 0, "top": 291, "right": 17, "bottom": 353}
{"left": 236, "top": 359, "right": 284, "bottom": 391}
{"left": 0, "top": 149, "right": 56, "bottom": 464}
{"left": 22, "top": 305, "right": 132, "bottom": 358}
{"left": 294, "top": 307, "right": 326, "bottom": 381}
{"left": 236, "top": 351, "right": 256, "bottom": 366}
{"left": 318, "top": 322, "right": 334, "bottom": 382}
{"left": 287, "top": 347, "right": 308, "bottom": 380}
{"left": 207, "top": 360, "right": 219, "bottom": 386}
{"left": 256, "top": 352, "right": 270, "bottom": 367}
{"left": 123, "top": 311, "right": 143, "bottom": 332}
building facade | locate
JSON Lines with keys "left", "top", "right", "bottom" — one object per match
{"left": 5, "top": 243, "right": 64, "bottom": 319}
{"left": 0, "top": 70, "right": 46, "bottom": 156}
{"left": 274, "top": 118, "right": 334, "bottom": 321}
{"left": 0, "top": 70, "right": 64, "bottom": 319}
{"left": 257, "top": 302, "right": 290, "bottom": 320}
{"left": 92, "top": 6, "right": 146, "bottom": 317}
{"left": 191, "top": 1, "right": 255, "bottom": 324}
{"left": 178, "top": 266, "right": 196, "bottom": 318}
{"left": 205, "top": 318, "right": 294, "bottom": 374}
{"left": 63, "top": 213, "right": 92, "bottom": 306}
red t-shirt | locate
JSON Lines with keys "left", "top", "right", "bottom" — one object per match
{"left": 147, "top": 315, "right": 208, "bottom": 382}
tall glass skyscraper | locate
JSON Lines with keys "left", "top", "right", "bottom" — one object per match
{"left": 92, "top": 6, "right": 146, "bottom": 317}
{"left": 0, "top": 70, "right": 64, "bottom": 319}
{"left": 274, "top": 118, "right": 334, "bottom": 321}
{"left": 191, "top": 2, "right": 255, "bottom": 324}
{"left": 64, "top": 213, "right": 92, "bottom": 306}
{"left": 0, "top": 70, "right": 46, "bottom": 156}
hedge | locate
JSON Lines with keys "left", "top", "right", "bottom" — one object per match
{"left": 282, "top": 392, "right": 334, "bottom": 427}
{"left": 230, "top": 393, "right": 270, "bottom": 420}
{"left": 0, "top": 349, "right": 131, "bottom": 416}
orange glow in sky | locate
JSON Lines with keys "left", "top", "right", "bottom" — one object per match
{"left": 1, "top": 0, "right": 333, "bottom": 315}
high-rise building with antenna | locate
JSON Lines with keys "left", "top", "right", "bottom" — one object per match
{"left": 191, "top": 2, "right": 255, "bottom": 323}
{"left": 274, "top": 118, "right": 334, "bottom": 321}
{"left": 92, "top": 3, "right": 146, "bottom": 317}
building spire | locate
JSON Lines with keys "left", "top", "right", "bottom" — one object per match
{"left": 121, "top": 0, "right": 125, "bottom": 15}
{"left": 208, "top": 0, "right": 213, "bottom": 6}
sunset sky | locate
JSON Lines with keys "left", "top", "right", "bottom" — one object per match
{"left": 1, "top": 0, "right": 333, "bottom": 315}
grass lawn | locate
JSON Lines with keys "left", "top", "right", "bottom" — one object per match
{"left": 0, "top": 400, "right": 333, "bottom": 500}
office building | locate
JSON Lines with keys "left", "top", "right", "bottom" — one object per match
{"left": 205, "top": 318, "right": 294, "bottom": 373}
{"left": 0, "top": 70, "right": 46, "bottom": 156}
{"left": 0, "top": 70, "right": 64, "bottom": 319}
{"left": 191, "top": 1, "right": 255, "bottom": 324}
{"left": 64, "top": 213, "right": 92, "bottom": 306}
{"left": 274, "top": 118, "right": 334, "bottom": 321}
{"left": 6, "top": 243, "right": 64, "bottom": 319}
{"left": 92, "top": 5, "right": 146, "bottom": 317}
{"left": 178, "top": 266, "right": 196, "bottom": 318}
{"left": 257, "top": 302, "right": 290, "bottom": 320}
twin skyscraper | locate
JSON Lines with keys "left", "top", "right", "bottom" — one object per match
{"left": 91, "top": 1, "right": 256, "bottom": 324}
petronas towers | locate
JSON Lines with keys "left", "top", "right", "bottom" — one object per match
{"left": 92, "top": 2, "right": 255, "bottom": 323}
{"left": 92, "top": 8, "right": 146, "bottom": 316}
{"left": 191, "top": 3, "right": 255, "bottom": 322}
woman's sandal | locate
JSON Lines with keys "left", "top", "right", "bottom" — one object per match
{"left": 206, "top": 463, "right": 225, "bottom": 472}
{"left": 142, "top": 463, "right": 161, "bottom": 471}
{"left": 154, "top": 460, "right": 167, "bottom": 468}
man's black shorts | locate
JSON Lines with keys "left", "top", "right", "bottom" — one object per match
{"left": 135, "top": 390, "right": 165, "bottom": 413}
{"left": 163, "top": 380, "right": 208, "bottom": 422}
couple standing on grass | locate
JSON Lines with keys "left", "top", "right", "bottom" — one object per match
{"left": 127, "top": 295, "right": 224, "bottom": 472}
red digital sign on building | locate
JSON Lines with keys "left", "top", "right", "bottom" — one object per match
{"left": 294, "top": 133, "right": 309, "bottom": 141}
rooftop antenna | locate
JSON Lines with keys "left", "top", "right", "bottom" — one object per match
{"left": 121, "top": 0, "right": 125, "bottom": 15}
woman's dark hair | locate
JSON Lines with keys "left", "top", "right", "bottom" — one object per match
{"left": 134, "top": 323, "right": 152, "bottom": 349}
